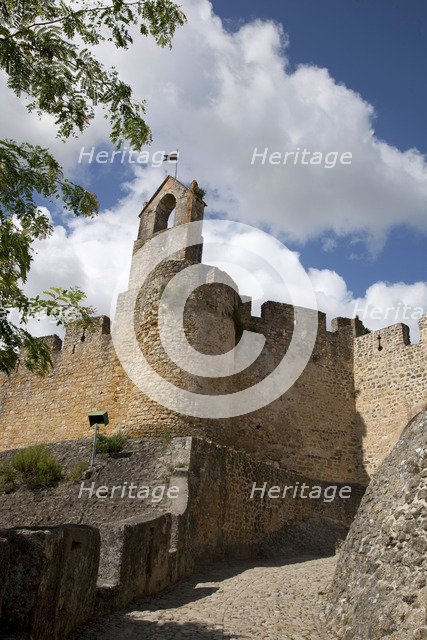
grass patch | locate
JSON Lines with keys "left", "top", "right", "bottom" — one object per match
{"left": 8, "top": 445, "right": 62, "bottom": 489}
{"left": 165, "top": 465, "right": 174, "bottom": 483}
{"left": 161, "top": 430, "right": 173, "bottom": 444}
{"left": 96, "top": 432, "right": 127, "bottom": 456}
{"left": 0, "top": 459, "right": 17, "bottom": 493}
{"left": 67, "top": 460, "right": 88, "bottom": 482}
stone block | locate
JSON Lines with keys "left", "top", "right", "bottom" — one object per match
{"left": 0, "top": 536, "right": 10, "bottom": 618}
{"left": 97, "top": 513, "right": 178, "bottom": 613}
{"left": 0, "top": 524, "right": 100, "bottom": 639}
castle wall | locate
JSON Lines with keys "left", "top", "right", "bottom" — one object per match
{"left": 327, "top": 410, "right": 427, "bottom": 640}
{"left": 207, "top": 306, "right": 368, "bottom": 485}
{"left": 0, "top": 436, "right": 363, "bottom": 637}
{"left": 354, "top": 317, "right": 427, "bottom": 475}
{"left": 186, "top": 437, "right": 363, "bottom": 561}
{"left": 0, "top": 317, "right": 128, "bottom": 450}
{"left": 0, "top": 176, "right": 425, "bottom": 484}
{"left": 0, "top": 301, "right": 365, "bottom": 484}
{"left": 2, "top": 306, "right": 424, "bottom": 484}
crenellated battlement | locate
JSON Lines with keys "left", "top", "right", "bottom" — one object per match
{"left": 353, "top": 315, "right": 427, "bottom": 475}
{"left": 62, "top": 315, "right": 111, "bottom": 350}
{"left": 0, "top": 177, "right": 425, "bottom": 483}
{"left": 356, "top": 321, "right": 410, "bottom": 351}
{"left": 39, "top": 333, "right": 63, "bottom": 354}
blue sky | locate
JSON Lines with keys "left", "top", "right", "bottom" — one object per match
{"left": 2, "top": 0, "right": 426, "bottom": 337}
{"left": 77, "top": 0, "right": 426, "bottom": 300}
{"left": 209, "top": 0, "right": 427, "bottom": 296}
{"left": 213, "top": 0, "right": 427, "bottom": 153}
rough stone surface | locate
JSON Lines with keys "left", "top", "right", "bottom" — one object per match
{"left": 1, "top": 177, "right": 424, "bottom": 483}
{"left": 0, "top": 436, "right": 362, "bottom": 554}
{"left": 0, "top": 175, "right": 425, "bottom": 637}
{"left": 185, "top": 437, "right": 363, "bottom": 563}
{"left": 71, "top": 555, "right": 339, "bottom": 640}
{"left": 0, "top": 536, "right": 10, "bottom": 618}
{"left": 327, "top": 410, "right": 427, "bottom": 640}
{"left": 354, "top": 318, "right": 427, "bottom": 475}
{"left": 94, "top": 512, "right": 192, "bottom": 617}
{"left": 0, "top": 525, "right": 100, "bottom": 640}
{"left": 0, "top": 435, "right": 363, "bottom": 635}
{"left": 0, "top": 438, "right": 183, "bottom": 528}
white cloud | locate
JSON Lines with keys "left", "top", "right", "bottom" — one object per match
{"left": 88, "top": 0, "right": 427, "bottom": 245}
{"left": 1, "top": 0, "right": 425, "bottom": 340}
{"left": 1, "top": 0, "right": 427, "bottom": 243}
{"left": 24, "top": 197, "right": 426, "bottom": 343}
{"left": 321, "top": 237, "right": 337, "bottom": 253}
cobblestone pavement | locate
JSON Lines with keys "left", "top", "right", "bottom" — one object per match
{"left": 75, "top": 555, "right": 338, "bottom": 640}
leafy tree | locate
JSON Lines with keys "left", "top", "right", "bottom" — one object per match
{"left": 0, "top": 0, "right": 186, "bottom": 375}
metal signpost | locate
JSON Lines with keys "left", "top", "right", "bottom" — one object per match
{"left": 88, "top": 411, "right": 109, "bottom": 466}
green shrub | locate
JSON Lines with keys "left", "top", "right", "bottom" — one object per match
{"left": 0, "top": 459, "right": 17, "bottom": 493}
{"left": 67, "top": 460, "right": 88, "bottom": 482}
{"left": 96, "top": 432, "right": 127, "bottom": 456}
{"left": 11, "top": 445, "right": 62, "bottom": 489}
{"left": 193, "top": 185, "right": 205, "bottom": 200}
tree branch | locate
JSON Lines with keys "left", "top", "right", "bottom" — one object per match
{"left": 12, "top": 2, "right": 142, "bottom": 35}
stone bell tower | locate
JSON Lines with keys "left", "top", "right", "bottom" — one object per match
{"left": 112, "top": 175, "right": 241, "bottom": 436}
{"left": 133, "top": 175, "right": 206, "bottom": 263}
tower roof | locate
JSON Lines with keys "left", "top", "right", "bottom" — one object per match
{"left": 139, "top": 175, "right": 191, "bottom": 217}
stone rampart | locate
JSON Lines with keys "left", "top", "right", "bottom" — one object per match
{"left": 0, "top": 436, "right": 364, "bottom": 637}
{"left": 354, "top": 317, "right": 427, "bottom": 475}
{"left": 0, "top": 176, "right": 425, "bottom": 484}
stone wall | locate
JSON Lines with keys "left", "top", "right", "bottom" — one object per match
{"left": 94, "top": 512, "right": 191, "bottom": 616}
{"left": 0, "top": 436, "right": 362, "bottom": 555}
{"left": 0, "top": 435, "right": 364, "bottom": 637}
{"left": 0, "top": 315, "right": 125, "bottom": 450}
{"left": 186, "top": 437, "right": 364, "bottom": 561}
{"left": 0, "top": 176, "right": 426, "bottom": 485}
{"left": 0, "top": 303, "right": 368, "bottom": 485}
{"left": 0, "top": 525, "right": 100, "bottom": 640}
{"left": 354, "top": 318, "right": 427, "bottom": 476}
{"left": 206, "top": 308, "right": 368, "bottom": 484}
{"left": 0, "top": 275, "right": 369, "bottom": 486}
{"left": 327, "top": 410, "right": 427, "bottom": 640}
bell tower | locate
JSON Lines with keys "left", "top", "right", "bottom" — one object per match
{"left": 134, "top": 175, "right": 206, "bottom": 263}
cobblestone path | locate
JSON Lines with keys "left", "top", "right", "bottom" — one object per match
{"left": 75, "top": 555, "right": 338, "bottom": 640}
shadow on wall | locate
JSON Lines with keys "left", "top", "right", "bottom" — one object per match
{"left": 0, "top": 436, "right": 365, "bottom": 639}
{"left": 354, "top": 411, "right": 369, "bottom": 486}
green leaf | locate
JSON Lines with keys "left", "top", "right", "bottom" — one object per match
{"left": 0, "top": 0, "right": 186, "bottom": 376}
